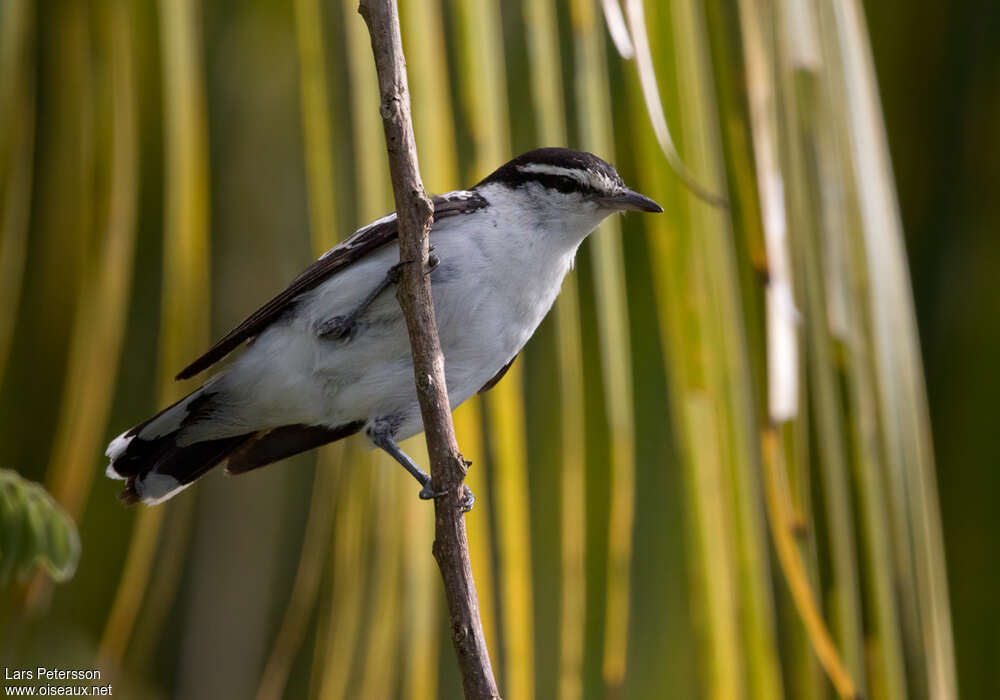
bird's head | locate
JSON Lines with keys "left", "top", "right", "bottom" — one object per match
{"left": 474, "top": 148, "right": 662, "bottom": 235}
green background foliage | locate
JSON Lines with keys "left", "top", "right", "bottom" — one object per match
{"left": 0, "top": 469, "right": 80, "bottom": 585}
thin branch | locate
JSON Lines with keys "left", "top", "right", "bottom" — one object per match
{"left": 355, "top": 2, "right": 500, "bottom": 698}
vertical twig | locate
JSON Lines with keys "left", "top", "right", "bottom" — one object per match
{"left": 356, "top": 2, "right": 500, "bottom": 698}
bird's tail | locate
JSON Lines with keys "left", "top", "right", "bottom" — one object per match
{"left": 106, "top": 386, "right": 367, "bottom": 505}
{"left": 105, "top": 386, "right": 253, "bottom": 505}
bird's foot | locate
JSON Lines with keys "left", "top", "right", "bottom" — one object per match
{"left": 389, "top": 249, "right": 439, "bottom": 283}
{"left": 418, "top": 482, "right": 446, "bottom": 500}
{"left": 318, "top": 252, "right": 439, "bottom": 342}
{"left": 417, "top": 481, "right": 475, "bottom": 513}
{"left": 386, "top": 261, "right": 405, "bottom": 285}
{"left": 460, "top": 485, "right": 475, "bottom": 513}
{"left": 317, "top": 315, "right": 354, "bottom": 340}
{"left": 368, "top": 416, "right": 471, "bottom": 513}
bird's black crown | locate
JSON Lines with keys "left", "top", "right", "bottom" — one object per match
{"left": 475, "top": 147, "right": 625, "bottom": 198}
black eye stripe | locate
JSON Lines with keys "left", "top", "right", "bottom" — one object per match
{"left": 518, "top": 173, "right": 601, "bottom": 196}
{"left": 547, "top": 174, "right": 584, "bottom": 194}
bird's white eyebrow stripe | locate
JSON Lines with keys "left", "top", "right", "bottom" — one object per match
{"left": 517, "top": 164, "right": 582, "bottom": 179}
{"left": 516, "top": 163, "right": 617, "bottom": 193}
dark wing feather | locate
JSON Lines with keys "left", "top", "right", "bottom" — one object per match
{"left": 478, "top": 354, "right": 518, "bottom": 394}
{"left": 225, "top": 421, "right": 365, "bottom": 475}
{"left": 175, "top": 192, "right": 489, "bottom": 380}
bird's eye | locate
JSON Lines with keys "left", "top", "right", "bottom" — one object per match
{"left": 524, "top": 172, "right": 586, "bottom": 195}
{"left": 554, "top": 177, "right": 578, "bottom": 194}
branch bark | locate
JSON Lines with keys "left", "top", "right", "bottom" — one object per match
{"left": 356, "top": 2, "right": 500, "bottom": 698}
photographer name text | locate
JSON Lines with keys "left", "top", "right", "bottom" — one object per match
{"left": 5, "top": 669, "right": 101, "bottom": 682}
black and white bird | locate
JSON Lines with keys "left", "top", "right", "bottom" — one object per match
{"left": 105, "top": 148, "right": 662, "bottom": 506}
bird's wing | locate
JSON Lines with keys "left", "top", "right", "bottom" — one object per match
{"left": 477, "top": 354, "right": 518, "bottom": 394}
{"left": 175, "top": 191, "right": 489, "bottom": 380}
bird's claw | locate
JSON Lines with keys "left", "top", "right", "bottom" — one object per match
{"left": 387, "top": 261, "right": 405, "bottom": 284}
{"left": 418, "top": 483, "right": 447, "bottom": 501}
{"left": 388, "top": 252, "right": 439, "bottom": 283}
{"left": 417, "top": 483, "right": 475, "bottom": 513}
{"left": 460, "top": 485, "right": 475, "bottom": 513}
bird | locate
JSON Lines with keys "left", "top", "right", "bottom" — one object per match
{"left": 105, "top": 147, "right": 662, "bottom": 507}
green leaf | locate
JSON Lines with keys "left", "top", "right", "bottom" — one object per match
{"left": 0, "top": 468, "right": 81, "bottom": 585}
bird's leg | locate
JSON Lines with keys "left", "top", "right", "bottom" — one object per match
{"left": 317, "top": 267, "right": 397, "bottom": 340}
{"left": 317, "top": 251, "right": 440, "bottom": 340}
{"left": 369, "top": 419, "right": 436, "bottom": 496}
{"left": 367, "top": 418, "right": 475, "bottom": 511}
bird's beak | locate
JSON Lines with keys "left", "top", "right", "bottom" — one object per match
{"left": 603, "top": 188, "right": 664, "bottom": 213}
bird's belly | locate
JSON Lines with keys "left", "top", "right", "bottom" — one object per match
{"left": 228, "top": 234, "right": 571, "bottom": 440}
{"left": 432, "top": 251, "right": 569, "bottom": 399}
{"left": 327, "top": 284, "right": 552, "bottom": 437}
